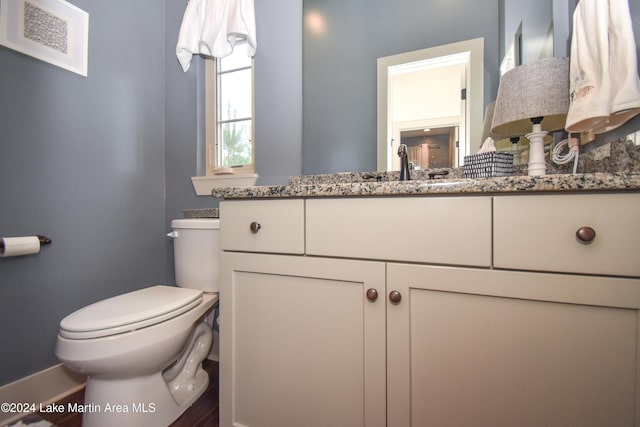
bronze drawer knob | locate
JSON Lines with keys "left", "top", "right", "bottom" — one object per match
{"left": 366, "top": 288, "right": 378, "bottom": 301}
{"left": 576, "top": 226, "right": 596, "bottom": 244}
{"left": 389, "top": 290, "right": 402, "bottom": 304}
{"left": 250, "top": 222, "right": 262, "bottom": 233}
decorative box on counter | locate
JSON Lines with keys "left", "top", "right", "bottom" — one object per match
{"left": 463, "top": 152, "right": 514, "bottom": 178}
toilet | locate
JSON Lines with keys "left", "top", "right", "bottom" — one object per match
{"left": 55, "top": 218, "right": 220, "bottom": 427}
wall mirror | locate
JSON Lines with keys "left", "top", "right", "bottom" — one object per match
{"left": 302, "top": 0, "right": 500, "bottom": 175}
{"left": 302, "top": 0, "right": 569, "bottom": 175}
{"left": 377, "top": 38, "right": 484, "bottom": 171}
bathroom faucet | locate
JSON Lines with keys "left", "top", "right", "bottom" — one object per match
{"left": 398, "top": 144, "right": 411, "bottom": 181}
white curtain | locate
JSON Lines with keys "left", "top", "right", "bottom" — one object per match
{"left": 176, "top": 0, "right": 257, "bottom": 72}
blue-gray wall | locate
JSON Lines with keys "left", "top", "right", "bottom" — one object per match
{"left": 0, "top": 1, "right": 167, "bottom": 385}
{"left": 302, "top": 0, "right": 501, "bottom": 174}
{"left": 164, "top": 0, "right": 216, "bottom": 284}
{"left": 0, "top": 0, "right": 302, "bottom": 386}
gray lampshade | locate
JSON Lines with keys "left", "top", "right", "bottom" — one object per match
{"left": 491, "top": 57, "right": 570, "bottom": 137}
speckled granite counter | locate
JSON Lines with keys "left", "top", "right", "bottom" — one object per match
{"left": 211, "top": 172, "right": 640, "bottom": 199}
{"left": 211, "top": 140, "right": 640, "bottom": 199}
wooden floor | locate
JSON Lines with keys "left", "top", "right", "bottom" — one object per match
{"left": 32, "top": 360, "right": 219, "bottom": 427}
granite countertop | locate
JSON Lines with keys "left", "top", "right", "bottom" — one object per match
{"left": 211, "top": 172, "right": 640, "bottom": 199}
{"left": 211, "top": 140, "right": 640, "bottom": 200}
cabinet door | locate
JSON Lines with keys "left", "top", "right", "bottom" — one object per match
{"left": 220, "top": 253, "right": 386, "bottom": 427}
{"left": 387, "top": 263, "right": 640, "bottom": 427}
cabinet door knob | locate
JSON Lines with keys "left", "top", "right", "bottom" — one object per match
{"left": 250, "top": 222, "right": 261, "bottom": 233}
{"left": 389, "top": 290, "right": 402, "bottom": 304}
{"left": 576, "top": 226, "right": 596, "bottom": 244}
{"left": 366, "top": 288, "right": 378, "bottom": 301}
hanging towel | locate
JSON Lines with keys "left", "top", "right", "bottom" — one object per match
{"left": 602, "top": 0, "right": 640, "bottom": 131}
{"left": 176, "top": 0, "right": 257, "bottom": 73}
{"left": 566, "top": 0, "right": 640, "bottom": 134}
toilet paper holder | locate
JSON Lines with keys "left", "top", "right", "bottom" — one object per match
{"left": 0, "top": 235, "right": 52, "bottom": 252}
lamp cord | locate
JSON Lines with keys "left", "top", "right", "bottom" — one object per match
{"left": 552, "top": 137, "right": 580, "bottom": 174}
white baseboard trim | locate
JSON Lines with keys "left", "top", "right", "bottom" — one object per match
{"left": 0, "top": 364, "right": 86, "bottom": 426}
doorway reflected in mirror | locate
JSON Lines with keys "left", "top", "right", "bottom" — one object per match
{"left": 401, "top": 126, "right": 458, "bottom": 170}
{"left": 378, "top": 38, "right": 484, "bottom": 172}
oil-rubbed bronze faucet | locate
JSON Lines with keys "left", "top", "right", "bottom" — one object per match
{"left": 398, "top": 144, "right": 411, "bottom": 181}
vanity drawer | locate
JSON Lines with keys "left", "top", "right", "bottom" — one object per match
{"left": 306, "top": 197, "right": 491, "bottom": 266}
{"left": 220, "top": 199, "right": 304, "bottom": 254}
{"left": 493, "top": 194, "right": 640, "bottom": 277}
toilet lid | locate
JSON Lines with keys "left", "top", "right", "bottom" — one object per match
{"left": 59, "top": 285, "right": 203, "bottom": 340}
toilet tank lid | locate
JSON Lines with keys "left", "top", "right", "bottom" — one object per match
{"left": 59, "top": 286, "right": 202, "bottom": 335}
{"left": 171, "top": 218, "right": 220, "bottom": 230}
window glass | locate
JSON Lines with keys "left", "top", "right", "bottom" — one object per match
{"left": 205, "top": 46, "right": 254, "bottom": 175}
{"left": 218, "top": 119, "right": 252, "bottom": 167}
{"left": 219, "top": 68, "right": 252, "bottom": 121}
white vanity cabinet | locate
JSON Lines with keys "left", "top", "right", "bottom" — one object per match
{"left": 219, "top": 230, "right": 387, "bottom": 427}
{"left": 386, "top": 264, "right": 640, "bottom": 426}
{"left": 220, "top": 193, "right": 640, "bottom": 427}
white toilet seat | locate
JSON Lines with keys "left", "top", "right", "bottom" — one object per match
{"left": 59, "top": 286, "right": 203, "bottom": 340}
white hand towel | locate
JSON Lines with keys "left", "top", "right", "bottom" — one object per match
{"left": 598, "top": 0, "right": 640, "bottom": 132}
{"left": 176, "top": 0, "right": 257, "bottom": 73}
{"left": 566, "top": 0, "right": 640, "bottom": 134}
{"left": 566, "top": 0, "right": 612, "bottom": 132}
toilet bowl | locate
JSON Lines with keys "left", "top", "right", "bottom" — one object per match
{"left": 55, "top": 219, "right": 220, "bottom": 427}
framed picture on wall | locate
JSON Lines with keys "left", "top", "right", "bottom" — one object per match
{"left": 0, "top": 0, "right": 89, "bottom": 76}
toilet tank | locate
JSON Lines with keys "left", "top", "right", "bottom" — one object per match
{"left": 170, "top": 218, "right": 220, "bottom": 292}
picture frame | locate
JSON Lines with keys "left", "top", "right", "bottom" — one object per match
{"left": 0, "top": 0, "right": 88, "bottom": 76}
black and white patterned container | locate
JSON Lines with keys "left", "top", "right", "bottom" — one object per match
{"left": 463, "top": 152, "right": 514, "bottom": 178}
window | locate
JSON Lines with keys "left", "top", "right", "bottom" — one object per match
{"left": 205, "top": 47, "right": 254, "bottom": 175}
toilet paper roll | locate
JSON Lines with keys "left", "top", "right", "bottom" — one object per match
{"left": 0, "top": 236, "right": 41, "bottom": 257}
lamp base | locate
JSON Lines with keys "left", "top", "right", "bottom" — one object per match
{"left": 526, "top": 123, "right": 548, "bottom": 176}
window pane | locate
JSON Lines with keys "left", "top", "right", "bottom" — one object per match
{"left": 219, "top": 68, "right": 252, "bottom": 120}
{"left": 219, "top": 46, "right": 252, "bottom": 72}
{"left": 218, "top": 119, "right": 252, "bottom": 167}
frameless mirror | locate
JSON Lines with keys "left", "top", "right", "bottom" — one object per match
{"left": 377, "top": 38, "right": 484, "bottom": 171}
{"left": 302, "top": 0, "right": 572, "bottom": 175}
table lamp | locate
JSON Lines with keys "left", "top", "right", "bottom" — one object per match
{"left": 491, "top": 57, "right": 569, "bottom": 176}
{"left": 481, "top": 101, "right": 526, "bottom": 165}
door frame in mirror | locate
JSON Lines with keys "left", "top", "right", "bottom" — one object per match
{"left": 377, "top": 38, "right": 484, "bottom": 171}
